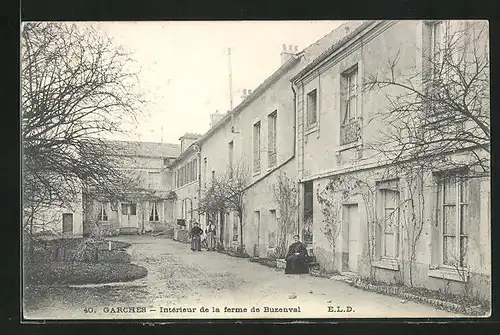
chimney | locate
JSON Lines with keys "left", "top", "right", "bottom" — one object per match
{"left": 345, "top": 26, "right": 351, "bottom": 35}
{"left": 240, "top": 88, "right": 253, "bottom": 100}
{"left": 209, "top": 110, "right": 225, "bottom": 128}
{"left": 280, "top": 43, "right": 299, "bottom": 65}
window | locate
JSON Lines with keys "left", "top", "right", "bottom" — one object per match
{"left": 437, "top": 173, "right": 469, "bottom": 268}
{"left": 306, "top": 89, "right": 317, "bottom": 127}
{"left": 268, "top": 209, "right": 277, "bottom": 248}
{"left": 340, "top": 66, "right": 360, "bottom": 145}
{"left": 429, "top": 20, "right": 449, "bottom": 79}
{"left": 268, "top": 111, "right": 277, "bottom": 168}
{"left": 377, "top": 180, "right": 400, "bottom": 259}
{"left": 130, "top": 203, "right": 137, "bottom": 215}
{"left": 62, "top": 213, "right": 73, "bottom": 234}
{"left": 175, "top": 158, "right": 198, "bottom": 188}
{"left": 98, "top": 202, "right": 108, "bottom": 221}
{"left": 253, "top": 121, "right": 261, "bottom": 173}
{"left": 228, "top": 141, "right": 234, "bottom": 178}
{"left": 148, "top": 171, "right": 161, "bottom": 187}
{"left": 149, "top": 201, "right": 160, "bottom": 222}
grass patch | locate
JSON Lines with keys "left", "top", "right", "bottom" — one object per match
{"left": 25, "top": 261, "right": 148, "bottom": 285}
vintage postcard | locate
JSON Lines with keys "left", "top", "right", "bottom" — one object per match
{"left": 21, "top": 20, "right": 491, "bottom": 321}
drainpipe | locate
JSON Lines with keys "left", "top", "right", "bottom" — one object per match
{"left": 291, "top": 80, "right": 301, "bottom": 238}
{"left": 193, "top": 144, "right": 202, "bottom": 225}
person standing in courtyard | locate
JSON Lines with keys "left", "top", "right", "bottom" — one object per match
{"left": 205, "top": 220, "right": 217, "bottom": 251}
{"left": 285, "top": 235, "right": 309, "bottom": 274}
{"left": 190, "top": 221, "right": 203, "bottom": 251}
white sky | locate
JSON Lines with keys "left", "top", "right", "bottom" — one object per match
{"left": 95, "top": 21, "right": 344, "bottom": 144}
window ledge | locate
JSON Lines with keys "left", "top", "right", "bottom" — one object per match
{"left": 267, "top": 165, "right": 277, "bottom": 172}
{"left": 428, "top": 267, "right": 469, "bottom": 283}
{"left": 175, "top": 180, "right": 198, "bottom": 190}
{"left": 305, "top": 124, "right": 319, "bottom": 135}
{"left": 372, "top": 259, "right": 400, "bottom": 271}
{"left": 336, "top": 141, "right": 362, "bottom": 153}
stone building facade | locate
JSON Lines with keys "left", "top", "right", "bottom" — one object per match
{"left": 291, "top": 20, "right": 490, "bottom": 299}
{"left": 83, "top": 140, "right": 180, "bottom": 236}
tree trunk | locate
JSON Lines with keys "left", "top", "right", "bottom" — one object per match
{"left": 239, "top": 212, "right": 243, "bottom": 255}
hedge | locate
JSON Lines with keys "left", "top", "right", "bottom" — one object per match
{"left": 25, "top": 261, "right": 148, "bottom": 285}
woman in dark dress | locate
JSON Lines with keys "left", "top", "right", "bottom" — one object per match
{"left": 190, "top": 222, "right": 203, "bottom": 251}
{"left": 285, "top": 235, "right": 309, "bottom": 274}
{"left": 205, "top": 220, "right": 217, "bottom": 251}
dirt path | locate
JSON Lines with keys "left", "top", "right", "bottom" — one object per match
{"left": 23, "top": 235, "right": 463, "bottom": 320}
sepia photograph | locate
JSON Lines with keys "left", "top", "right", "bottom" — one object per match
{"left": 21, "top": 20, "right": 491, "bottom": 320}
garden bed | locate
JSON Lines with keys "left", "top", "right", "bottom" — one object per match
{"left": 352, "top": 278, "right": 490, "bottom": 316}
{"left": 249, "top": 257, "right": 277, "bottom": 268}
{"left": 217, "top": 248, "right": 250, "bottom": 258}
{"left": 25, "top": 261, "right": 148, "bottom": 285}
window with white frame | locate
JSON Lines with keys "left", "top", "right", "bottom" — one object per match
{"left": 306, "top": 89, "right": 317, "bottom": 127}
{"left": 253, "top": 121, "right": 261, "bottom": 173}
{"left": 149, "top": 201, "right": 160, "bottom": 222}
{"left": 98, "top": 202, "right": 108, "bottom": 221}
{"left": 268, "top": 111, "right": 277, "bottom": 168}
{"left": 377, "top": 180, "right": 400, "bottom": 259}
{"left": 436, "top": 172, "right": 469, "bottom": 268}
{"left": 340, "top": 66, "right": 361, "bottom": 145}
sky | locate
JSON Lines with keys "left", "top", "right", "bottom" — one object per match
{"left": 94, "top": 21, "right": 344, "bottom": 144}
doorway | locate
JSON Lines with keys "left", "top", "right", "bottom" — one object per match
{"left": 254, "top": 210, "right": 261, "bottom": 257}
{"left": 303, "top": 181, "right": 314, "bottom": 245}
{"left": 121, "top": 203, "right": 138, "bottom": 229}
{"left": 62, "top": 213, "right": 73, "bottom": 236}
{"left": 342, "top": 204, "right": 360, "bottom": 272}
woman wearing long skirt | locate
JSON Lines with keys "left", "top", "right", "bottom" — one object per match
{"left": 285, "top": 235, "right": 309, "bottom": 274}
{"left": 205, "top": 221, "right": 216, "bottom": 251}
{"left": 190, "top": 222, "right": 203, "bottom": 251}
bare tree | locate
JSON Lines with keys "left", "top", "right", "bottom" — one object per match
{"left": 21, "top": 22, "right": 145, "bottom": 246}
{"left": 271, "top": 172, "right": 299, "bottom": 259}
{"left": 198, "top": 161, "right": 249, "bottom": 254}
{"left": 364, "top": 21, "right": 490, "bottom": 176}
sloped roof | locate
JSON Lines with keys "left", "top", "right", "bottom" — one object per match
{"left": 106, "top": 140, "right": 181, "bottom": 158}
{"left": 169, "top": 21, "right": 371, "bottom": 161}
{"left": 180, "top": 132, "right": 203, "bottom": 140}
{"left": 298, "top": 21, "right": 368, "bottom": 67}
{"left": 192, "top": 21, "right": 369, "bottom": 143}
{"left": 292, "top": 21, "right": 375, "bottom": 82}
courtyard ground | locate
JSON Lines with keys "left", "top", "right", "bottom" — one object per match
{"left": 23, "top": 235, "right": 464, "bottom": 320}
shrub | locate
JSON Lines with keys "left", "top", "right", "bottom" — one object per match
{"left": 97, "top": 250, "right": 131, "bottom": 263}
{"left": 25, "top": 262, "right": 147, "bottom": 285}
